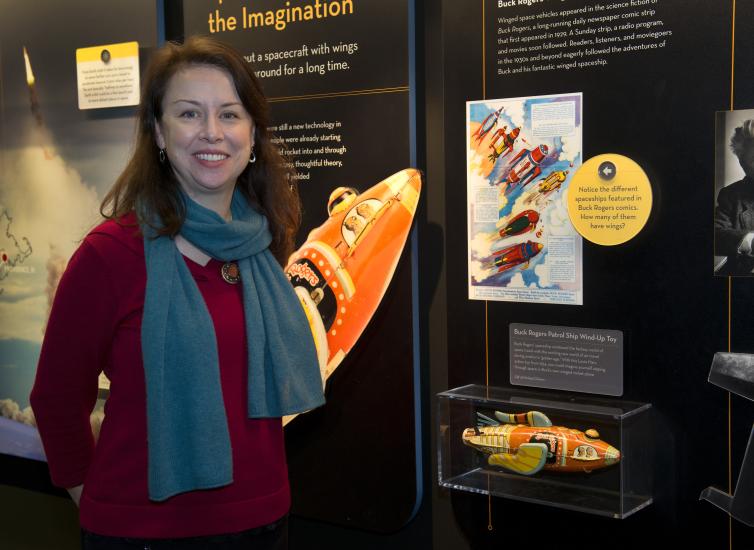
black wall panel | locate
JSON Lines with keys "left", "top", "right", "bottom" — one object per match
{"left": 437, "top": 1, "right": 754, "bottom": 548}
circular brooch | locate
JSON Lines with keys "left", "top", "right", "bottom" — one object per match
{"left": 221, "top": 262, "right": 241, "bottom": 284}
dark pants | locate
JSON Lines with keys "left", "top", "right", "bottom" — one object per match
{"left": 81, "top": 516, "right": 288, "bottom": 550}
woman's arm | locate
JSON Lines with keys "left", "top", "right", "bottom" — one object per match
{"left": 30, "top": 238, "right": 119, "bottom": 492}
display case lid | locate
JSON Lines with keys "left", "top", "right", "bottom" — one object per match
{"left": 438, "top": 384, "right": 651, "bottom": 419}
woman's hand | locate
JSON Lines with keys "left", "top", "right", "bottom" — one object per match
{"left": 67, "top": 484, "right": 83, "bottom": 506}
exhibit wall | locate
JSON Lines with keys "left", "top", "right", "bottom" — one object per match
{"left": 0, "top": 0, "right": 159, "bottom": 487}
{"left": 433, "top": 0, "right": 754, "bottom": 548}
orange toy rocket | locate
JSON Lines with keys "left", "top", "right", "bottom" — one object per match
{"left": 462, "top": 410, "right": 620, "bottom": 475}
{"left": 285, "top": 168, "right": 421, "bottom": 396}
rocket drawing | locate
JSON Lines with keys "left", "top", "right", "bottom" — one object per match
{"left": 537, "top": 170, "right": 569, "bottom": 194}
{"left": 488, "top": 240, "right": 543, "bottom": 273}
{"left": 488, "top": 126, "right": 521, "bottom": 162}
{"left": 472, "top": 106, "right": 504, "bottom": 144}
{"left": 497, "top": 209, "right": 539, "bottom": 237}
{"left": 497, "top": 144, "right": 549, "bottom": 193}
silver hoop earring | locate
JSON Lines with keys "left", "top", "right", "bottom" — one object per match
{"left": 249, "top": 150, "right": 256, "bottom": 164}
{"left": 159, "top": 148, "right": 167, "bottom": 163}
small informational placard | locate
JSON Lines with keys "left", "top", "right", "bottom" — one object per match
{"left": 509, "top": 323, "right": 623, "bottom": 396}
{"left": 567, "top": 154, "right": 652, "bottom": 246}
{"left": 76, "top": 41, "right": 139, "bottom": 109}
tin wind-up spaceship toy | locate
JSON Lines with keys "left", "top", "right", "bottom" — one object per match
{"left": 462, "top": 410, "right": 621, "bottom": 475}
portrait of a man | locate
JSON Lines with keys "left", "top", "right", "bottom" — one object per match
{"left": 714, "top": 112, "right": 754, "bottom": 275}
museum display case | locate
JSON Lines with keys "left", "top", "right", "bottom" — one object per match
{"left": 438, "top": 384, "right": 653, "bottom": 518}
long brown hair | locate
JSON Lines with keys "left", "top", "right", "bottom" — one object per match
{"left": 100, "top": 36, "right": 300, "bottom": 265}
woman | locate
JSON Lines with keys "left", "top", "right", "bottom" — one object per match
{"left": 30, "top": 36, "right": 324, "bottom": 549}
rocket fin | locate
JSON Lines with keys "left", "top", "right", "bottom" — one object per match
{"left": 488, "top": 443, "right": 548, "bottom": 475}
{"left": 495, "top": 410, "right": 552, "bottom": 427}
{"left": 476, "top": 412, "right": 500, "bottom": 427}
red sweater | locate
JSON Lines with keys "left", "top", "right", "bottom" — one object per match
{"left": 30, "top": 215, "right": 290, "bottom": 538}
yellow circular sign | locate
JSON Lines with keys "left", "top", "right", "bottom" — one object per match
{"left": 567, "top": 154, "right": 652, "bottom": 246}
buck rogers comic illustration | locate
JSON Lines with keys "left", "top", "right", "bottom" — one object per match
{"left": 467, "top": 92, "right": 583, "bottom": 305}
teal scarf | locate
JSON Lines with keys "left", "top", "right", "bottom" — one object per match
{"left": 140, "top": 190, "right": 324, "bottom": 501}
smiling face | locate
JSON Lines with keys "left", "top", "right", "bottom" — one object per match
{"left": 155, "top": 64, "right": 254, "bottom": 209}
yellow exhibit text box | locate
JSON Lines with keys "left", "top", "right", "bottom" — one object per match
{"left": 567, "top": 154, "right": 652, "bottom": 246}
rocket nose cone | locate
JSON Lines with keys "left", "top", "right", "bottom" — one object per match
{"left": 536, "top": 243, "right": 544, "bottom": 252}
{"left": 604, "top": 446, "right": 621, "bottom": 465}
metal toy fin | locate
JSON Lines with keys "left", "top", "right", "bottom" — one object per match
{"left": 476, "top": 412, "right": 500, "bottom": 427}
{"left": 488, "top": 442, "right": 548, "bottom": 475}
{"left": 494, "top": 410, "right": 552, "bottom": 427}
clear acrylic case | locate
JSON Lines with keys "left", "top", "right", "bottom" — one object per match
{"left": 437, "top": 384, "right": 653, "bottom": 518}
